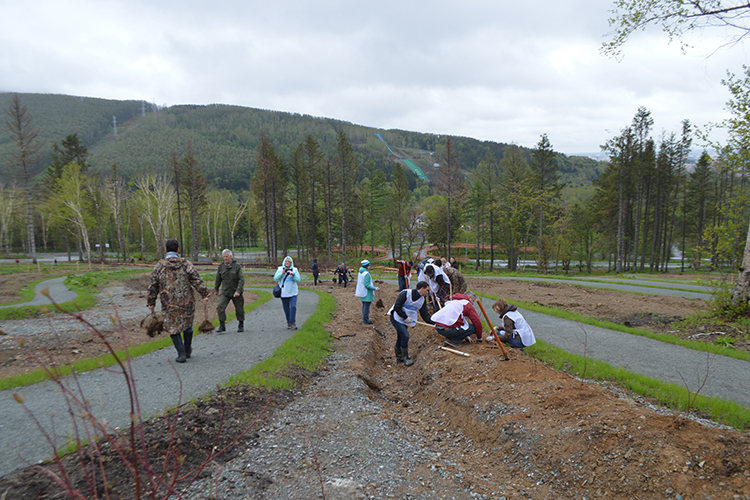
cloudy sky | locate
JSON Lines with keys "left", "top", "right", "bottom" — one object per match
{"left": 1, "top": 0, "right": 747, "bottom": 155}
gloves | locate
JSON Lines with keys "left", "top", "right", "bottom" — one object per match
{"left": 375, "top": 287, "right": 380, "bottom": 291}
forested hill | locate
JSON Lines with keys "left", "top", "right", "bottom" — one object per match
{"left": 0, "top": 92, "right": 605, "bottom": 191}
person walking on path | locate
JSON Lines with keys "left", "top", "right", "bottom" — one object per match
{"left": 274, "top": 256, "right": 301, "bottom": 329}
{"left": 387, "top": 280, "right": 433, "bottom": 366}
{"left": 431, "top": 291, "right": 483, "bottom": 346}
{"left": 312, "top": 258, "right": 320, "bottom": 286}
{"left": 355, "top": 259, "right": 378, "bottom": 324}
{"left": 147, "top": 239, "right": 210, "bottom": 363}
{"left": 491, "top": 298, "right": 536, "bottom": 349}
{"left": 396, "top": 259, "right": 412, "bottom": 291}
{"left": 215, "top": 249, "right": 245, "bottom": 333}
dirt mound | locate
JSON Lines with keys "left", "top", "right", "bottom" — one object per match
{"left": 340, "top": 283, "right": 750, "bottom": 499}
{"left": 2, "top": 275, "right": 749, "bottom": 499}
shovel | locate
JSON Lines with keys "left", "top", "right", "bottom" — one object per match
{"left": 475, "top": 298, "right": 510, "bottom": 361}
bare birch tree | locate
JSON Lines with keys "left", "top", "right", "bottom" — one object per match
{"left": 135, "top": 174, "right": 176, "bottom": 259}
{"left": 4, "top": 94, "right": 43, "bottom": 257}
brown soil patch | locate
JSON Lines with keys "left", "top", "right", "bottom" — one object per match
{"left": 2, "top": 274, "right": 750, "bottom": 499}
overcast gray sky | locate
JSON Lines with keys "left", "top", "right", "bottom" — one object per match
{"left": 1, "top": 0, "right": 747, "bottom": 155}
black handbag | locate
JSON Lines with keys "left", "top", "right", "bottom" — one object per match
{"left": 273, "top": 274, "right": 287, "bottom": 298}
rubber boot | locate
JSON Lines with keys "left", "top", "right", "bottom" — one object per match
{"left": 237, "top": 321, "right": 244, "bottom": 333}
{"left": 183, "top": 329, "right": 193, "bottom": 359}
{"left": 402, "top": 347, "right": 414, "bottom": 366}
{"left": 170, "top": 334, "right": 187, "bottom": 363}
{"left": 395, "top": 346, "right": 404, "bottom": 363}
{"left": 216, "top": 321, "right": 226, "bottom": 333}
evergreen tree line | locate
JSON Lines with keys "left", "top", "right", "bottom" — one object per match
{"left": 3, "top": 92, "right": 747, "bottom": 275}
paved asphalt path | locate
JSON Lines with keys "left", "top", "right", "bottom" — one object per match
{"left": 476, "top": 297, "right": 750, "bottom": 408}
{"left": 481, "top": 275, "right": 713, "bottom": 300}
{"left": 0, "top": 276, "right": 78, "bottom": 310}
{"left": 0, "top": 273, "right": 747, "bottom": 478}
{"left": 0, "top": 287, "right": 317, "bottom": 477}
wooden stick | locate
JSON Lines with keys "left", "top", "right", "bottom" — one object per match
{"left": 475, "top": 298, "right": 510, "bottom": 360}
{"left": 438, "top": 345, "right": 470, "bottom": 357}
{"left": 415, "top": 320, "right": 433, "bottom": 327}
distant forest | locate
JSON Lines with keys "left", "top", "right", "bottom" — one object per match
{"left": 2, "top": 92, "right": 745, "bottom": 278}
{"left": 0, "top": 93, "right": 604, "bottom": 191}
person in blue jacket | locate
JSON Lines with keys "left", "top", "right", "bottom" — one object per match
{"left": 355, "top": 259, "right": 378, "bottom": 324}
{"left": 274, "top": 256, "right": 302, "bottom": 329}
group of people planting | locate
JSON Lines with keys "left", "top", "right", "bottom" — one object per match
{"left": 356, "top": 256, "right": 536, "bottom": 366}
{"left": 146, "top": 245, "right": 534, "bottom": 366}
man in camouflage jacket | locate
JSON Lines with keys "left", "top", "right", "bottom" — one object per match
{"left": 148, "top": 239, "right": 210, "bottom": 363}
{"left": 214, "top": 248, "right": 245, "bottom": 332}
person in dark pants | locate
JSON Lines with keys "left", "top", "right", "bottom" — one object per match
{"left": 388, "top": 281, "right": 433, "bottom": 366}
{"left": 274, "top": 256, "right": 301, "bottom": 329}
{"left": 147, "top": 239, "right": 210, "bottom": 363}
{"left": 355, "top": 259, "right": 378, "bottom": 324}
{"left": 215, "top": 249, "right": 245, "bottom": 333}
{"left": 312, "top": 258, "right": 320, "bottom": 286}
{"left": 491, "top": 298, "right": 536, "bottom": 350}
{"left": 335, "top": 263, "right": 351, "bottom": 287}
{"left": 396, "top": 259, "right": 412, "bottom": 291}
{"left": 431, "top": 291, "right": 484, "bottom": 346}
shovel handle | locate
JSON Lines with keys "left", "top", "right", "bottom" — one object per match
{"left": 475, "top": 298, "right": 510, "bottom": 360}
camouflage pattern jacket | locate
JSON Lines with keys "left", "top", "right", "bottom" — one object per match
{"left": 444, "top": 266, "right": 467, "bottom": 295}
{"left": 147, "top": 256, "right": 210, "bottom": 335}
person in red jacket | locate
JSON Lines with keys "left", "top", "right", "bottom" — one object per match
{"left": 395, "top": 259, "right": 412, "bottom": 291}
{"left": 430, "top": 291, "right": 483, "bottom": 346}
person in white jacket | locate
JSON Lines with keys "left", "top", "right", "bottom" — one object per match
{"left": 273, "top": 256, "right": 301, "bottom": 329}
{"left": 491, "top": 298, "right": 536, "bottom": 349}
{"left": 387, "top": 281, "right": 433, "bottom": 366}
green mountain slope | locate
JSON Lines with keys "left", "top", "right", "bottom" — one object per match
{"left": 1, "top": 93, "right": 606, "bottom": 191}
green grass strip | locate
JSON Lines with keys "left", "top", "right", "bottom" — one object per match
{"left": 0, "top": 269, "right": 147, "bottom": 320}
{"left": 474, "top": 291, "right": 750, "bottom": 363}
{"left": 224, "top": 288, "right": 335, "bottom": 390}
{"left": 0, "top": 291, "right": 273, "bottom": 391}
{"left": 527, "top": 340, "right": 750, "bottom": 431}
{"left": 475, "top": 291, "right": 750, "bottom": 431}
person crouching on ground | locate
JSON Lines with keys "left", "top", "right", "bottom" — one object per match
{"left": 355, "top": 259, "right": 378, "bottom": 324}
{"left": 274, "top": 256, "right": 301, "bottom": 329}
{"left": 431, "top": 291, "right": 484, "bottom": 346}
{"left": 147, "top": 238, "right": 210, "bottom": 363}
{"left": 491, "top": 298, "right": 536, "bottom": 349}
{"left": 215, "top": 249, "right": 245, "bottom": 333}
{"left": 387, "top": 280, "right": 434, "bottom": 366}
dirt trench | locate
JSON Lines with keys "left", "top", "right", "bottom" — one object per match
{"left": 339, "top": 284, "right": 750, "bottom": 499}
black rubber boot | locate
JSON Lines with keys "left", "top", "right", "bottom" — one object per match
{"left": 183, "top": 330, "right": 193, "bottom": 359}
{"left": 216, "top": 322, "right": 226, "bottom": 333}
{"left": 402, "top": 347, "right": 414, "bottom": 366}
{"left": 170, "top": 334, "right": 187, "bottom": 363}
{"left": 395, "top": 346, "right": 404, "bottom": 363}
{"left": 237, "top": 321, "right": 244, "bottom": 333}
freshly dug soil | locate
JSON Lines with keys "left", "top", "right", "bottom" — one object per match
{"left": 2, "top": 274, "right": 750, "bottom": 499}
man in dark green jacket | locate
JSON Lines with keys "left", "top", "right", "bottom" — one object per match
{"left": 215, "top": 249, "right": 245, "bottom": 332}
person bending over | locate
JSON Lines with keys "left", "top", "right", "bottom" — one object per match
{"left": 387, "top": 281, "right": 433, "bottom": 366}
{"left": 431, "top": 291, "right": 483, "bottom": 346}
